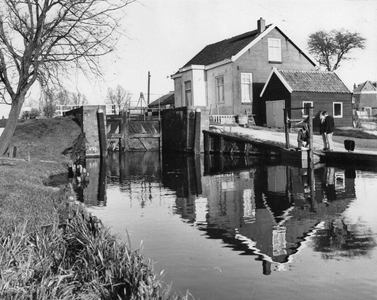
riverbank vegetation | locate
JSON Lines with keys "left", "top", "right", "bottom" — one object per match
{"left": 0, "top": 117, "right": 192, "bottom": 299}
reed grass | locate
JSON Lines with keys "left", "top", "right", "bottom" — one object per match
{"left": 0, "top": 193, "right": 192, "bottom": 299}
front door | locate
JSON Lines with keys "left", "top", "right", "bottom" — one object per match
{"left": 266, "top": 100, "right": 285, "bottom": 128}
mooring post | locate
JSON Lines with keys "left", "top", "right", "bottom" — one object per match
{"left": 194, "top": 108, "right": 201, "bottom": 154}
{"left": 284, "top": 109, "right": 290, "bottom": 149}
{"left": 97, "top": 107, "right": 107, "bottom": 158}
{"left": 204, "top": 131, "right": 210, "bottom": 153}
{"left": 308, "top": 107, "right": 314, "bottom": 163}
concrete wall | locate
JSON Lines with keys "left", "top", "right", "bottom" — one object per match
{"left": 81, "top": 105, "right": 107, "bottom": 157}
{"left": 65, "top": 105, "right": 107, "bottom": 157}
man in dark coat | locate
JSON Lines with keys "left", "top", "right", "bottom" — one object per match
{"left": 320, "top": 111, "right": 335, "bottom": 151}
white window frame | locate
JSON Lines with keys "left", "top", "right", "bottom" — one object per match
{"left": 241, "top": 73, "right": 253, "bottom": 103}
{"left": 365, "top": 107, "right": 372, "bottom": 117}
{"left": 333, "top": 102, "right": 343, "bottom": 118}
{"left": 184, "top": 81, "right": 192, "bottom": 106}
{"left": 302, "top": 101, "right": 313, "bottom": 117}
{"left": 216, "top": 76, "right": 224, "bottom": 103}
{"left": 268, "top": 38, "right": 282, "bottom": 62}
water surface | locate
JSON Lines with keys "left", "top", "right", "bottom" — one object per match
{"left": 86, "top": 152, "right": 377, "bottom": 300}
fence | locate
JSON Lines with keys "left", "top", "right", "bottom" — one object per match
{"left": 209, "top": 115, "right": 235, "bottom": 124}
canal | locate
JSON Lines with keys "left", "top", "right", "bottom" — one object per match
{"left": 79, "top": 151, "right": 377, "bottom": 300}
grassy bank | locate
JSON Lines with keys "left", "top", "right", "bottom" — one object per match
{"left": 0, "top": 117, "right": 191, "bottom": 300}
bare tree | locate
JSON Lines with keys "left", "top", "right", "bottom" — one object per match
{"left": 106, "top": 85, "right": 132, "bottom": 113}
{"left": 307, "top": 29, "right": 366, "bottom": 71}
{"left": 41, "top": 89, "right": 57, "bottom": 118}
{"left": 0, "top": 0, "right": 134, "bottom": 156}
{"left": 72, "top": 92, "right": 88, "bottom": 106}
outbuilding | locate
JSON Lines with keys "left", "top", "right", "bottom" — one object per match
{"left": 260, "top": 68, "right": 352, "bottom": 129}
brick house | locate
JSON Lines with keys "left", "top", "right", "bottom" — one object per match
{"left": 353, "top": 81, "right": 377, "bottom": 117}
{"left": 260, "top": 68, "right": 352, "bottom": 128}
{"left": 171, "top": 18, "right": 317, "bottom": 125}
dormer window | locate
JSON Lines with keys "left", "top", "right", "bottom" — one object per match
{"left": 268, "top": 38, "right": 282, "bottom": 63}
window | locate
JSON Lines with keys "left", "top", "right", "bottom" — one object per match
{"left": 302, "top": 101, "right": 313, "bottom": 117}
{"left": 333, "top": 102, "right": 343, "bottom": 118}
{"left": 268, "top": 38, "right": 282, "bottom": 62}
{"left": 184, "top": 81, "right": 192, "bottom": 106}
{"left": 241, "top": 73, "right": 252, "bottom": 103}
{"left": 365, "top": 107, "right": 372, "bottom": 117}
{"left": 216, "top": 76, "right": 224, "bottom": 103}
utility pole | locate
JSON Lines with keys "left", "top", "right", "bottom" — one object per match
{"left": 147, "top": 71, "right": 151, "bottom": 105}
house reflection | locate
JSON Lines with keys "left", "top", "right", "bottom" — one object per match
{"left": 81, "top": 151, "right": 375, "bottom": 274}
{"left": 161, "top": 153, "right": 365, "bottom": 274}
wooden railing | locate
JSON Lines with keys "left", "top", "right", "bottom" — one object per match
{"left": 209, "top": 115, "right": 235, "bottom": 124}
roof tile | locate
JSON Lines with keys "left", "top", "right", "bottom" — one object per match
{"left": 279, "top": 70, "right": 351, "bottom": 93}
{"left": 183, "top": 29, "right": 260, "bottom": 67}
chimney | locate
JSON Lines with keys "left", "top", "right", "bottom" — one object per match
{"left": 257, "top": 17, "right": 266, "bottom": 33}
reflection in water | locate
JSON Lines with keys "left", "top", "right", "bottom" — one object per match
{"left": 73, "top": 158, "right": 107, "bottom": 206}
{"left": 84, "top": 151, "right": 377, "bottom": 298}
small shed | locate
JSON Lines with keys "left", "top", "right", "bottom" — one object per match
{"left": 260, "top": 68, "right": 352, "bottom": 129}
{"left": 148, "top": 91, "right": 175, "bottom": 110}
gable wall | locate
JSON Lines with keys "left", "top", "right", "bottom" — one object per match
{"left": 260, "top": 73, "right": 291, "bottom": 125}
{"left": 231, "top": 28, "right": 315, "bottom": 124}
{"left": 357, "top": 93, "right": 377, "bottom": 108}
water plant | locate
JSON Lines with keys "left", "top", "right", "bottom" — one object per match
{"left": 0, "top": 199, "right": 192, "bottom": 299}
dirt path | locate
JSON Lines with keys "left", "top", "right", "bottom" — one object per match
{"left": 214, "top": 125, "right": 377, "bottom": 155}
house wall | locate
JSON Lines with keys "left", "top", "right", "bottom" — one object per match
{"left": 174, "top": 27, "right": 316, "bottom": 124}
{"left": 356, "top": 93, "right": 377, "bottom": 108}
{"left": 174, "top": 68, "right": 206, "bottom": 107}
{"left": 231, "top": 28, "right": 315, "bottom": 124}
{"left": 260, "top": 73, "right": 291, "bottom": 125}
{"left": 292, "top": 92, "right": 353, "bottom": 129}
{"left": 206, "top": 63, "right": 234, "bottom": 114}
{"left": 261, "top": 74, "right": 353, "bottom": 129}
{"left": 192, "top": 68, "right": 206, "bottom": 106}
{"left": 174, "top": 76, "right": 184, "bottom": 107}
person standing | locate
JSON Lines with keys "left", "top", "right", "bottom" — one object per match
{"left": 319, "top": 111, "right": 328, "bottom": 150}
{"left": 321, "top": 111, "right": 335, "bottom": 151}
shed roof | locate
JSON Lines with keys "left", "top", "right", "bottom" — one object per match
{"left": 260, "top": 68, "right": 351, "bottom": 96}
{"left": 148, "top": 91, "right": 174, "bottom": 108}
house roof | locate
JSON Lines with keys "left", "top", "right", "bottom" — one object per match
{"left": 148, "top": 91, "right": 174, "bottom": 108}
{"left": 183, "top": 29, "right": 262, "bottom": 67}
{"left": 180, "top": 23, "right": 316, "bottom": 70}
{"left": 260, "top": 68, "right": 351, "bottom": 96}
{"left": 353, "top": 81, "right": 377, "bottom": 94}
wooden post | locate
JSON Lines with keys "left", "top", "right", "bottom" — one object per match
{"left": 308, "top": 107, "right": 314, "bottom": 163}
{"left": 284, "top": 109, "right": 290, "bottom": 149}
{"left": 204, "top": 131, "right": 210, "bottom": 153}
{"left": 309, "top": 161, "right": 317, "bottom": 212}
{"left": 194, "top": 108, "right": 201, "bottom": 154}
{"left": 12, "top": 146, "right": 17, "bottom": 158}
{"left": 97, "top": 108, "right": 107, "bottom": 158}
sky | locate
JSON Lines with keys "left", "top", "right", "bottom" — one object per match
{"left": 1, "top": 0, "right": 377, "bottom": 117}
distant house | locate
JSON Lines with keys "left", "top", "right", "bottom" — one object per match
{"left": 171, "top": 18, "right": 317, "bottom": 125}
{"left": 260, "top": 68, "right": 352, "bottom": 128}
{"left": 148, "top": 91, "right": 175, "bottom": 110}
{"left": 353, "top": 81, "right": 377, "bottom": 117}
